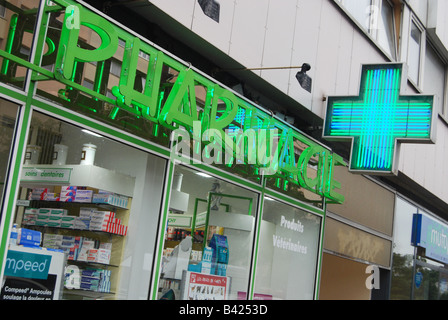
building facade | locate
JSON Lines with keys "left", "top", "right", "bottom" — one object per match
{"left": 0, "top": 0, "right": 447, "bottom": 300}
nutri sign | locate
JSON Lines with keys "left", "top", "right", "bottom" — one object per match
{"left": 412, "top": 214, "right": 448, "bottom": 264}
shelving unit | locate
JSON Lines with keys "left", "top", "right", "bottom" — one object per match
{"left": 16, "top": 164, "right": 135, "bottom": 300}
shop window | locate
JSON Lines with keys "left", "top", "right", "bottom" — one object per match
{"left": 2, "top": 111, "right": 167, "bottom": 300}
{"left": 0, "top": 98, "right": 19, "bottom": 216}
{"left": 157, "top": 165, "right": 258, "bottom": 300}
{"left": 252, "top": 198, "right": 321, "bottom": 300}
{"left": 337, "top": 0, "right": 397, "bottom": 59}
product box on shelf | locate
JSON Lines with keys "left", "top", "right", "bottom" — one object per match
{"left": 23, "top": 208, "right": 38, "bottom": 225}
{"left": 91, "top": 210, "right": 115, "bottom": 222}
{"left": 92, "top": 193, "right": 129, "bottom": 208}
{"left": 47, "top": 215, "right": 62, "bottom": 228}
{"left": 35, "top": 214, "right": 49, "bottom": 226}
{"left": 200, "top": 246, "right": 214, "bottom": 274}
{"left": 74, "top": 217, "right": 90, "bottom": 230}
{"left": 17, "top": 228, "right": 42, "bottom": 247}
{"left": 77, "top": 240, "right": 95, "bottom": 262}
{"left": 217, "top": 263, "right": 227, "bottom": 276}
{"left": 49, "top": 208, "right": 68, "bottom": 216}
{"left": 210, "top": 234, "right": 229, "bottom": 265}
{"left": 43, "top": 234, "right": 83, "bottom": 260}
{"left": 61, "top": 216, "right": 76, "bottom": 229}
{"left": 74, "top": 190, "right": 93, "bottom": 203}
{"left": 43, "top": 193, "right": 60, "bottom": 201}
{"left": 38, "top": 208, "right": 51, "bottom": 216}
{"left": 79, "top": 207, "right": 95, "bottom": 218}
{"left": 85, "top": 248, "right": 111, "bottom": 264}
{"left": 79, "top": 268, "right": 112, "bottom": 293}
{"left": 28, "top": 187, "right": 53, "bottom": 200}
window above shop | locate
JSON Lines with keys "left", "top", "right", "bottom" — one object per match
{"left": 335, "top": 0, "right": 398, "bottom": 60}
{"left": 407, "top": 18, "right": 425, "bottom": 88}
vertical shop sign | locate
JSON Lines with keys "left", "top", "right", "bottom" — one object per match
{"left": 323, "top": 63, "right": 434, "bottom": 174}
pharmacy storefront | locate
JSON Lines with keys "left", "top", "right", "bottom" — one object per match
{"left": 0, "top": 0, "right": 345, "bottom": 300}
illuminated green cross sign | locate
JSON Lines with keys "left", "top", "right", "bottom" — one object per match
{"left": 323, "top": 63, "right": 434, "bottom": 174}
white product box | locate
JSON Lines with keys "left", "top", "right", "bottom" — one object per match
{"left": 60, "top": 186, "right": 77, "bottom": 192}
{"left": 201, "top": 261, "right": 212, "bottom": 275}
{"left": 79, "top": 207, "right": 96, "bottom": 218}
{"left": 77, "top": 240, "right": 96, "bottom": 261}
{"left": 74, "top": 217, "right": 90, "bottom": 230}
{"left": 74, "top": 190, "right": 93, "bottom": 202}
{"left": 24, "top": 208, "right": 39, "bottom": 215}
{"left": 96, "top": 248, "right": 111, "bottom": 264}
{"left": 38, "top": 208, "right": 51, "bottom": 216}
{"left": 49, "top": 208, "right": 67, "bottom": 216}
{"left": 43, "top": 193, "right": 60, "bottom": 201}
{"left": 60, "top": 196, "right": 75, "bottom": 202}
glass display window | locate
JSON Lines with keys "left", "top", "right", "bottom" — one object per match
{"left": 156, "top": 165, "right": 258, "bottom": 300}
{"left": 253, "top": 197, "right": 322, "bottom": 300}
{"left": 1, "top": 111, "right": 167, "bottom": 300}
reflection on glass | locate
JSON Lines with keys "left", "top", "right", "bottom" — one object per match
{"left": 413, "top": 265, "right": 443, "bottom": 300}
{"left": 0, "top": 98, "right": 19, "bottom": 215}
{"left": 158, "top": 165, "right": 257, "bottom": 300}
{"left": 390, "top": 197, "right": 448, "bottom": 300}
{"left": 253, "top": 198, "right": 321, "bottom": 300}
{"left": 390, "top": 197, "right": 417, "bottom": 300}
{"left": 341, "top": 0, "right": 372, "bottom": 30}
{"left": 0, "top": 0, "right": 40, "bottom": 89}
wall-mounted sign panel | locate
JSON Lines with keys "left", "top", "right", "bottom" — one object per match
{"left": 412, "top": 213, "right": 448, "bottom": 264}
{"left": 323, "top": 63, "right": 435, "bottom": 174}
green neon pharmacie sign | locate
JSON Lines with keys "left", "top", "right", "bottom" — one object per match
{"left": 323, "top": 63, "right": 435, "bottom": 174}
{"left": 38, "top": 3, "right": 345, "bottom": 203}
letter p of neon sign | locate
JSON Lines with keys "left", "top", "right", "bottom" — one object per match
{"left": 323, "top": 63, "right": 435, "bottom": 174}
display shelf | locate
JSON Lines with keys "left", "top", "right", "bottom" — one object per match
{"left": 62, "top": 288, "right": 116, "bottom": 300}
{"left": 24, "top": 224, "right": 127, "bottom": 238}
{"left": 15, "top": 164, "right": 135, "bottom": 300}
{"left": 21, "top": 164, "right": 135, "bottom": 197}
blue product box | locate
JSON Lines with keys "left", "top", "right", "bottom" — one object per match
{"left": 217, "top": 263, "right": 227, "bottom": 276}
{"left": 202, "top": 247, "right": 213, "bottom": 263}
{"left": 18, "top": 228, "right": 42, "bottom": 247}
{"left": 209, "top": 234, "right": 229, "bottom": 264}
{"left": 188, "top": 263, "right": 202, "bottom": 273}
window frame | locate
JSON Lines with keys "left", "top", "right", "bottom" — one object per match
{"left": 406, "top": 15, "right": 426, "bottom": 90}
